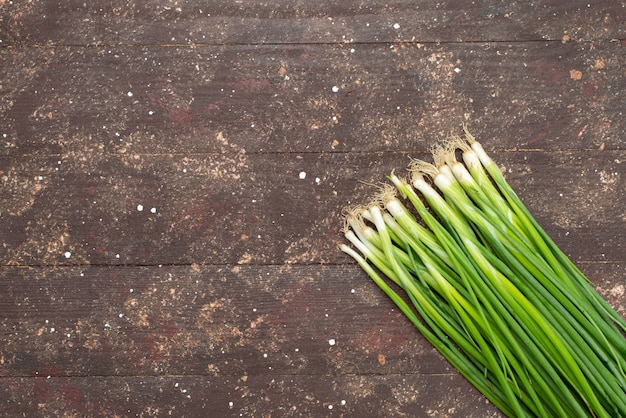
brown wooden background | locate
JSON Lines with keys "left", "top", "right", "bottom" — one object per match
{"left": 0, "top": 1, "right": 624, "bottom": 417}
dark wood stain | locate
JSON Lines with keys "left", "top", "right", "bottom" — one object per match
{"left": 0, "top": 1, "right": 624, "bottom": 416}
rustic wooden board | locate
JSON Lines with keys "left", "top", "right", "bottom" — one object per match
{"left": 0, "top": 263, "right": 623, "bottom": 416}
{"left": 1, "top": 151, "right": 625, "bottom": 267}
{"left": 1, "top": 41, "right": 623, "bottom": 156}
{"left": 0, "top": 375, "right": 501, "bottom": 417}
{"left": 0, "top": 0, "right": 623, "bottom": 46}
{"left": 0, "top": 264, "right": 462, "bottom": 377}
{"left": 1, "top": 263, "right": 624, "bottom": 376}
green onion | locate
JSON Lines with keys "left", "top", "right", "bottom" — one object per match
{"left": 341, "top": 129, "right": 626, "bottom": 417}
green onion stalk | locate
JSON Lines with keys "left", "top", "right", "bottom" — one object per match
{"left": 340, "top": 129, "right": 626, "bottom": 417}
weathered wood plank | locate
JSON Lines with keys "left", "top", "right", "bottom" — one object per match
{"left": 0, "top": 0, "right": 622, "bottom": 46}
{"left": 1, "top": 151, "right": 624, "bottom": 267}
{"left": 0, "top": 374, "right": 501, "bottom": 417}
{"left": 0, "top": 262, "right": 623, "bottom": 416}
{"left": 0, "top": 263, "right": 623, "bottom": 378}
{"left": 0, "top": 263, "right": 622, "bottom": 416}
{"left": 0, "top": 264, "right": 446, "bottom": 377}
{"left": 1, "top": 41, "right": 623, "bottom": 156}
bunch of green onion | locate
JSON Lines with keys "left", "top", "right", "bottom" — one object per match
{"left": 340, "top": 128, "right": 626, "bottom": 417}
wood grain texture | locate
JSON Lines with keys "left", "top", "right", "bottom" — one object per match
{"left": 0, "top": 263, "right": 623, "bottom": 416}
{"left": 0, "top": 375, "right": 502, "bottom": 417}
{"left": 0, "top": 0, "right": 623, "bottom": 46}
{"left": 1, "top": 264, "right": 623, "bottom": 377}
{"left": 0, "top": 0, "right": 624, "bottom": 416}
{"left": 1, "top": 41, "right": 623, "bottom": 156}
{"left": 1, "top": 151, "right": 625, "bottom": 267}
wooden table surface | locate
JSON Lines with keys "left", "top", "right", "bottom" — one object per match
{"left": 0, "top": 1, "right": 624, "bottom": 416}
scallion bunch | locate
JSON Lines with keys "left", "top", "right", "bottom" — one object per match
{"left": 340, "top": 128, "right": 626, "bottom": 417}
